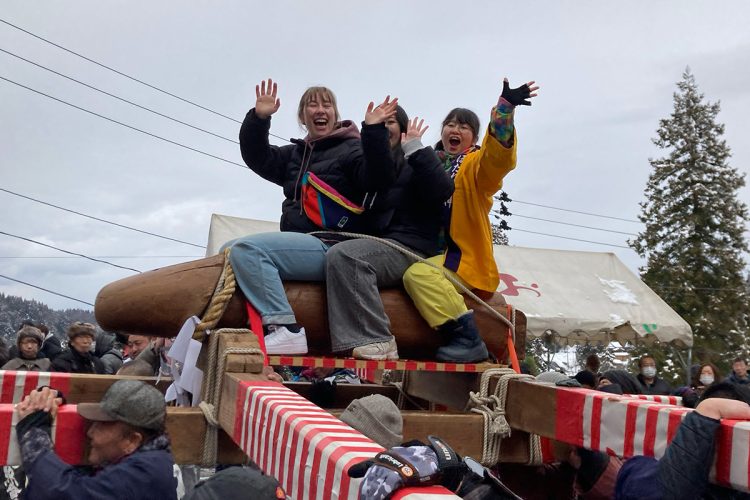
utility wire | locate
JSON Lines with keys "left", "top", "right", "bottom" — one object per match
{"left": 0, "top": 256, "right": 202, "bottom": 259}
{"left": 0, "top": 187, "right": 206, "bottom": 248}
{"left": 0, "top": 273, "right": 94, "bottom": 306}
{"left": 505, "top": 198, "right": 641, "bottom": 224}
{"left": 0, "top": 47, "right": 238, "bottom": 144}
{"left": 497, "top": 212, "right": 639, "bottom": 236}
{"left": 0, "top": 18, "right": 292, "bottom": 143}
{"left": 0, "top": 75, "right": 248, "bottom": 169}
{"left": 0, "top": 230, "right": 142, "bottom": 273}
{"left": 512, "top": 227, "right": 633, "bottom": 250}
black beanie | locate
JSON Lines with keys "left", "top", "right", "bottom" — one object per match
{"left": 394, "top": 105, "right": 408, "bottom": 134}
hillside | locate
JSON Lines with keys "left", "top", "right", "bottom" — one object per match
{"left": 0, "top": 293, "right": 96, "bottom": 342}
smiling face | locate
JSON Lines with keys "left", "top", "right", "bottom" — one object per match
{"left": 127, "top": 335, "right": 151, "bottom": 359}
{"left": 297, "top": 87, "right": 339, "bottom": 140}
{"left": 440, "top": 108, "right": 479, "bottom": 155}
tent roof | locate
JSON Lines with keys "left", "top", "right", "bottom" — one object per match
{"left": 206, "top": 214, "right": 692, "bottom": 347}
{"left": 494, "top": 245, "right": 692, "bottom": 347}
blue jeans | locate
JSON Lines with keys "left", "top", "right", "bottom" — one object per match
{"left": 222, "top": 232, "right": 329, "bottom": 325}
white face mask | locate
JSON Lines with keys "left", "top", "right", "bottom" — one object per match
{"left": 699, "top": 375, "right": 714, "bottom": 386}
{"left": 641, "top": 366, "right": 657, "bottom": 378}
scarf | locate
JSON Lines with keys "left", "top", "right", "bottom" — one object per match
{"left": 435, "top": 146, "right": 478, "bottom": 249}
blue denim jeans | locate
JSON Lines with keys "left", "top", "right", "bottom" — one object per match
{"left": 222, "top": 232, "right": 329, "bottom": 325}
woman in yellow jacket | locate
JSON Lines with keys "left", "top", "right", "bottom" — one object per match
{"left": 403, "top": 78, "right": 538, "bottom": 362}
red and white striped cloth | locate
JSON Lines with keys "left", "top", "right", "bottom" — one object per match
{"left": 554, "top": 386, "right": 750, "bottom": 492}
{"left": 0, "top": 370, "right": 70, "bottom": 404}
{"left": 623, "top": 394, "right": 683, "bottom": 406}
{"left": 232, "top": 381, "right": 459, "bottom": 500}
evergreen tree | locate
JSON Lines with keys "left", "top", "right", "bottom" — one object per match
{"left": 630, "top": 69, "right": 750, "bottom": 375}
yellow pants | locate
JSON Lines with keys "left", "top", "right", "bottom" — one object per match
{"left": 402, "top": 254, "right": 469, "bottom": 328}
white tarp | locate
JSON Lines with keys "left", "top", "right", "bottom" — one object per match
{"left": 205, "top": 214, "right": 692, "bottom": 347}
{"left": 494, "top": 245, "right": 692, "bottom": 347}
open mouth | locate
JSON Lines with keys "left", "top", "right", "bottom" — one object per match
{"left": 448, "top": 137, "right": 462, "bottom": 147}
{"left": 313, "top": 118, "right": 328, "bottom": 128}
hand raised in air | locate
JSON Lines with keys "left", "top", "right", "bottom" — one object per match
{"left": 364, "top": 95, "right": 399, "bottom": 125}
{"left": 255, "top": 78, "right": 281, "bottom": 119}
{"left": 401, "top": 117, "right": 429, "bottom": 144}
{"left": 500, "top": 78, "right": 540, "bottom": 106}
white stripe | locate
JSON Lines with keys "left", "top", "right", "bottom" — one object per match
{"left": 37, "top": 372, "right": 51, "bottom": 389}
{"left": 289, "top": 423, "right": 356, "bottom": 498}
{"left": 652, "top": 405, "right": 674, "bottom": 459}
{"left": 599, "top": 397, "right": 627, "bottom": 456}
{"left": 247, "top": 387, "right": 308, "bottom": 460}
{"left": 256, "top": 395, "right": 310, "bottom": 470}
{"left": 278, "top": 413, "right": 342, "bottom": 490}
{"left": 239, "top": 388, "right": 252, "bottom": 455}
{"left": 582, "top": 393, "right": 593, "bottom": 449}
{"left": 272, "top": 407, "right": 338, "bottom": 482}
{"left": 6, "top": 411, "right": 20, "bottom": 465}
{"left": 729, "top": 421, "right": 750, "bottom": 491}
{"left": 632, "top": 403, "right": 650, "bottom": 456}
{"left": 315, "top": 436, "right": 381, "bottom": 500}
{"left": 326, "top": 450, "right": 380, "bottom": 500}
{"left": 12, "top": 372, "right": 27, "bottom": 404}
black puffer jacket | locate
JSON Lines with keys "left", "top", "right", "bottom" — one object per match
{"left": 51, "top": 348, "right": 105, "bottom": 374}
{"left": 239, "top": 109, "right": 396, "bottom": 234}
{"left": 368, "top": 140, "right": 453, "bottom": 256}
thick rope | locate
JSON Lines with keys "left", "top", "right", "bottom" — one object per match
{"left": 199, "top": 328, "right": 264, "bottom": 467}
{"left": 193, "top": 247, "right": 237, "bottom": 340}
{"left": 310, "top": 231, "right": 516, "bottom": 344}
{"left": 467, "top": 368, "right": 538, "bottom": 466}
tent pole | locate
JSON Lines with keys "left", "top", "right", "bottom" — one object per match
{"left": 686, "top": 348, "right": 693, "bottom": 385}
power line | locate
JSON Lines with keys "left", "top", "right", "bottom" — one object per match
{"left": 512, "top": 227, "right": 634, "bottom": 250}
{"left": 0, "top": 230, "right": 141, "bottom": 273}
{"left": 0, "top": 187, "right": 206, "bottom": 248}
{"left": 498, "top": 212, "right": 639, "bottom": 236}
{"left": 0, "top": 256, "right": 202, "bottom": 259}
{"left": 498, "top": 197, "right": 642, "bottom": 224}
{"left": 0, "top": 18, "right": 292, "bottom": 143}
{"left": 0, "top": 273, "right": 94, "bottom": 307}
{"left": 0, "top": 75, "right": 248, "bottom": 169}
{"left": 0, "top": 47, "right": 238, "bottom": 144}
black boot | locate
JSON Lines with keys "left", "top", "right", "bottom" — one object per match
{"left": 435, "top": 311, "right": 489, "bottom": 363}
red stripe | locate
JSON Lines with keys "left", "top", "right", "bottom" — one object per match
{"left": 715, "top": 420, "right": 737, "bottom": 486}
{"left": 404, "top": 361, "right": 418, "bottom": 371}
{"left": 622, "top": 402, "right": 639, "bottom": 457}
{"left": 393, "top": 486, "right": 457, "bottom": 498}
{"left": 0, "top": 372, "right": 16, "bottom": 404}
{"left": 233, "top": 381, "right": 249, "bottom": 445}
{"left": 555, "top": 388, "right": 585, "bottom": 446}
{"left": 244, "top": 301, "right": 268, "bottom": 365}
{"left": 643, "top": 405, "right": 660, "bottom": 456}
{"left": 291, "top": 419, "right": 356, "bottom": 496}
{"left": 54, "top": 405, "right": 86, "bottom": 463}
{"left": 425, "top": 362, "right": 437, "bottom": 371}
{"left": 259, "top": 396, "right": 314, "bottom": 471}
{"left": 22, "top": 371, "right": 40, "bottom": 400}
{"left": 666, "top": 408, "right": 689, "bottom": 444}
{"left": 0, "top": 405, "right": 13, "bottom": 464}
{"left": 49, "top": 373, "right": 71, "bottom": 398}
{"left": 590, "top": 395, "right": 603, "bottom": 450}
{"left": 307, "top": 432, "right": 374, "bottom": 499}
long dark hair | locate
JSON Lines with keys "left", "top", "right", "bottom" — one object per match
{"left": 435, "top": 108, "right": 480, "bottom": 150}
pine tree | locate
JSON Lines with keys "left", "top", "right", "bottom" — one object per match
{"left": 631, "top": 69, "right": 750, "bottom": 375}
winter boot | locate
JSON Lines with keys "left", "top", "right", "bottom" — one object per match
{"left": 435, "top": 311, "right": 489, "bottom": 363}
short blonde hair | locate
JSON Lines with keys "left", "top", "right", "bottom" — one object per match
{"left": 297, "top": 86, "right": 340, "bottom": 126}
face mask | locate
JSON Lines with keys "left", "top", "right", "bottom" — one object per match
{"left": 699, "top": 375, "right": 714, "bottom": 386}
{"left": 641, "top": 366, "right": 656, "bottom": 378}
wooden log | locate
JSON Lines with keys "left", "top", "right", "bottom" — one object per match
{"left": 95, "top": 255, "right": 526, "bottom": 361}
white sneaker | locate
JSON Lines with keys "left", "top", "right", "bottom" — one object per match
{"left": 351, "top": 339, "right": 399, "bottom": 360}
{"left": 264, "top": 325, "right": 308, "bottom": 355}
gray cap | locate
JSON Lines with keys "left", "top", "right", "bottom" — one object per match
{"left": 339, "top": 394, "right": 403, "bottom": 449}
{"left": 536, "top": 371, "right": 571, "bottom": 385}
{"left": 77, "top": 379, "right": 166, "bottom": 430}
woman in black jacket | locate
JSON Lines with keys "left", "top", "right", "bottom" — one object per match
{"left": 52, "top": 322, "right": 105, "bottom": 374}
{"left": 224, "top": 79, "right": 399, "bottom": 355}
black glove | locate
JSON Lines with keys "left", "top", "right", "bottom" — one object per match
{"left": 501, "top": 80, "right": 532, "bottom": 106}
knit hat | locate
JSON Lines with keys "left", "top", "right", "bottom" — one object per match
{"left": 535, "top": 371, "right": 571, "bottom": 385}
{"left": 16, "top": 325, "right": 44, "bottom": 347}
{"left": 77, "top": 379, "right": 166, "bottom": 430}
{"left": 339, "top": 394, "right": 403, "bottom": 448}
{"left": 394, "top": 105, "right": 409, "bottom": 134}
{"left": 574, "top": 370, "right": 597, "bottom": 388}
{"left": 185, "top": 466, "right": 285, "bottom": 500}
{"left": 67, "top": 321, "right": 96, "bottom": 341}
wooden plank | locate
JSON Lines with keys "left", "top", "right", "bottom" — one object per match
{"left": 269, "top": 355, "right": 502, "bottom": 373}
{"left": 218, "top": 331, "right": 265, "bottom": 373}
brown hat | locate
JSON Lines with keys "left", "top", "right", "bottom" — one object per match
{"left": 16, "top": 325, "right": 44, "bottom": 347}
{"left": 67, "top": 321, "right": 96, "bottom": 341}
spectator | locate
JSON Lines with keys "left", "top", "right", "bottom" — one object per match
{"left": 693, "top": 362, "right": 721, "bottom": 397}
{"left": 585, "top": 354, "right": 601, "bottom": 374}
{"left": 575, "top": 370, "right": 597, "bottom": 389}
{"left": 14, "top": 381, "right": 177, "bottom": 499}
{"left": 635, "top": 356, "right": 671, "bottom": 395}
{"left": 2, "top": 325, "right": 51, "bottom": 371}
{"left": 184, "top": 466, "right": 285, "bottom": 500}
{"left": 95, "top": 331, "right": 124, "bottom": 374}
{"left": 0, "top": 336, "right": 9, "bottom": 368}
{"left": 598, "top": 370, "right": 643, "bottom": 395}
{"left": 727, "top": 357, "right": 750, "bottom": 385}
{"left": 37, "top": 324, "right": 62, "bottom": 361}
{"left": 52, "top": 322, "right": 105, "bottom": 374}
{"left": 124, "top": 334, "right": 152, "bottom": 362}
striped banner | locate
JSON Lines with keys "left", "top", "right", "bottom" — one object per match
{"left": 232, "top": 381, "right": 459, "bottom": 500}
{"left": 554, "top": 387, "right": 750, "bottom": 492}
{"left": 0, "top": 370, "right": 71, "bottom": 404}
{"left": 267, "top": 356, "right": 500, "bottom": 374}
{"left": 624, "top": 394, "right": 683, "bottom": 406}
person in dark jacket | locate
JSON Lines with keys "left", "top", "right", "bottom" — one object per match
{"left": 52, "top": 322, "right": 105, "bottom": 374}
{"left": 727, "top": 357, "right": 750, "bottom": 385}
{"left": 325, "top": 108, "right": 454, "bottom": 359}
{"left": 94, "top": 330, "right": 124, "bottom": 374}
{"left": 598, "top": 370, "right": 643, "bottom": 395}
{"left": 2, "top": 325, "right": 51, "bottom": 371}
{"left": 223, "top": 79, "right": 399, "bottom": 355}
{"left": 635, "top": 356, "right": 671, "bottom": 395}
{"left": 615, "top": 386, "right": 750, "bottom": 499}
{"left": 15, "top": 381, "right": 177, "bottom": 500}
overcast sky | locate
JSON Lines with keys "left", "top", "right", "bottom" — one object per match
{"left": 1, "top": 1, "right": 749, "bottom": 311}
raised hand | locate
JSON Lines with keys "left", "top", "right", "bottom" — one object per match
{"left": 255, "top": 78, "right": 281, "bottom": 119}
{"left": 364, "top": 95, "right": 399, "bottom": 125}
{"left": 500, "top": 78, "right": 540, "bottom": 106}
{"left": 401, "top": 116, "right": 429, "bottom": 144}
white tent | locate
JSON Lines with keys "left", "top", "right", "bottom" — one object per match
{"left": 493, "top": 245, "right": 692, "bottom": 347}
{"left": 205, "top": 214, "right": 692, "bottom": 347}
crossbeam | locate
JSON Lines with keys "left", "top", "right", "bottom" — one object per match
{"left": 268, "top": 355, "right": 501, "bottom": 373}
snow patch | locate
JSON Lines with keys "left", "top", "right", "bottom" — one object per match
{"left": 598, "top": 277, "right": 640, "bottom": 305}
{"left": 609, "top": 313, "right": 625, "bottom": 324}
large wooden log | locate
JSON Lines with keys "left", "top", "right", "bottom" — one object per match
{"left": 96, "top": 255, "right": 526, "bottom": 360}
